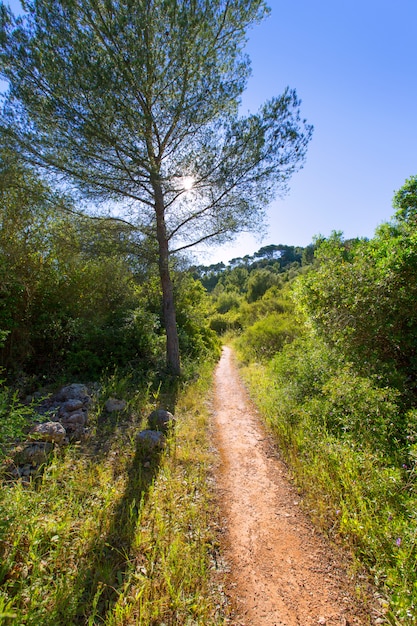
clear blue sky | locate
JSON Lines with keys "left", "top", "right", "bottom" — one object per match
{"left": 4, "top": 1, "right": 417, "bottom": 265}
{"left": 203, "top": 0, "right": 417, "bottom": 264}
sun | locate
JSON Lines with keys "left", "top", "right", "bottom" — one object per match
{"left": 182, "top": 176, "right": 195, "bottom": 191}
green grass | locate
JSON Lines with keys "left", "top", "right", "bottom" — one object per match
{"left": 238, "top": 353, "right": 417, "bottom": 625}
{"left": 0, "top": 364, "right": 227, "bottom": 625}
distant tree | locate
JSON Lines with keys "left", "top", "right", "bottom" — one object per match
{"left": 279, "top": 245, "right": 302, "bottom": 268}
{"left": 254, "top": 244, "right": 281, "bottom": 259}
{"left": 393, "top": 175, "right": 417, "bottom": 223}
{"left": 246, "top": 267, "right": 279, "bottom": 302}
{"left": 301, "top": 243, "right": 315, "bottom": 266}
{"left": 0, "top": 0, "right": 313, "bottom": 374}
{"left": 220, "top": 266, "right": 249, "bottom": 294}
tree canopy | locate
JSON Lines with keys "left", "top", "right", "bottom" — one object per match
{"left": 0, "top": 0, "right": 313, "bottom": 374}
{"left": 295, "top": 181, "right": 417, "bottom": 400}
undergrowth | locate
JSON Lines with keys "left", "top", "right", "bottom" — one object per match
{"left": 236, "top": 338, "right": 417, "bottom": 625}
{"left": 0, "top": 364, "right": 226, "bottom": 625}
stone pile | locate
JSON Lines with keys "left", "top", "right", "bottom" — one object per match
{"left": 9, "top": 383, "right": 101, "bottom": 479}
{"left": 7, "top": 385, "right": 176, "bottom": 480}
{"left": 31, "top": 383, "right": 92, "bottom": 442}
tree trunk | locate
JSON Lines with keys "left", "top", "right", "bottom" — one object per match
{"left": 153, "top": 179, "right": 181, "bottom": 376}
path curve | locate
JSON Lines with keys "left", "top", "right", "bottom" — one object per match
{"left": 212, "top": 346, "right": 378, "bottom": 626}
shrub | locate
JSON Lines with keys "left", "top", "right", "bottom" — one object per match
{"left": 209, "top": 311, "right": 242, "bottom": 335}
{"left": 239, "top": 339, "right": 417, "bottom": 622}
{"left": 246, "top": 268, "right": 280, "bottom": 302}
{"left": 236, "top": 312, "right": 298, "bottom": 361}
{"left": 213, "top": 291, "right": 243, "bottom": 314}
{"left": 0, "top": 383, "right": 41, "bottom": 461}
{"left": 318, "top": 368, "right": 401, "bottom": 457}
{"left": 174, "top": 273, "right": 221, "bottom": 363}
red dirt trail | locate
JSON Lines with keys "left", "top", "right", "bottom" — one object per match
{"left": 212, "top": 346, "right": 382, "bottom": 626}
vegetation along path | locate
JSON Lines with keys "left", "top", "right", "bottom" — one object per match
{"left": 212, "top": 346, "right": 379, "bottom": 626}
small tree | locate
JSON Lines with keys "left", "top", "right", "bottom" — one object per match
{"left": 0, "top": 0, "right": 312, "bottom": 375}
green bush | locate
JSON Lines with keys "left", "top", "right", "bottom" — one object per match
{"left": 236, "top": 312, "right": 298, "bottom": 361}
{"left": 213, "top": 291, "right": 243, "bottom": 314}
{"left": 209, "top": 311, "right": 242, "bottom": 335}
{"left": 295, "top": 217, "right": 417, "bottom": 399}
{"left": 319, "top": 368, "right": 401, "bottom": 457}
{"left": 174, "top": 273, "right": 221, "bottom": 364}
{"left": 246, "top": 268, "right": 280, "bottom": 302}
{"left": 239, "top": 285, "right": 287, "bottom": 327}
{"left": 240, "top": 340, "right": 417, "bottom": 622}
{"left": 0, "top": 384, "right": 41, "bottom": 461}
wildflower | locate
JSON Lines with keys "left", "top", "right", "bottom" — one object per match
{"left": 396, "top": 537, "right": 402, "bottom": 547}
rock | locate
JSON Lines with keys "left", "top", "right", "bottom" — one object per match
{"left": 57, "top": 384, "right": 90, "bottom": 403}
{"left": 29, "top": 421, "right": 66, "bottom": 445}
{"left": 60, "top": 399, "right": 84, "bottom": 413}
{"left": 62, "top": 411, "right": 87, "bottom": 426}
{"left": 136, "top": 429, "right": 166, "bottom": 449}
{"left": 14, "top": 442, "right": 54, "bottom": 466}
{"left": 147, "top": 409, "right": 175, "bottom": 433}
{"left": 63, "top": 424, "right": 87, "bottom": 441}
{"left": 55, "top": 389, "right": 90, "bottom": 428}
{"left": 66, "top": 428, "right": 86, "bottom": 440}
{"left": 105, "top": 398, "right": 127, "bottom": 412}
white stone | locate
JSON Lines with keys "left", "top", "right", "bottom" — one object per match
{"left": 30, "top": 421, "right": 66, "bottom": 444}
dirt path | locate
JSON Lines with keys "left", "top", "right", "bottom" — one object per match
{"left": 212, "top": 346, "right": 380, "bottom": 626}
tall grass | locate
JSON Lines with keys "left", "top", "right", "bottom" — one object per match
{"left": 0, "top": 365, "right": 227, "bottom": 625}
{"left": 236, "top": 338, "right": 417, "bottom": 625}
